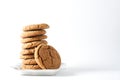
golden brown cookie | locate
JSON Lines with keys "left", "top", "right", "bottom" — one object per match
{"left": 20, "top": 48, "right": 35, "bottom": 55}
{"left": 21, "top": 64, "right": 41, "bottom": 69}
{"left": 22, "top": 59, "right": 37, "bottom": 65}
{"left": 22, "top": 40, "right": 47, "bottom": 49}
{"left": 21, "top": 30, "right": 46, "bottom": 38}
{"left": 21, "top": 35, "right": 47, "bottom": 43}
{"left": 20, "top": 54, "right": 34, "bottom": 59}
{"left": 34, "top": 44, "right": 61, "bottom": 69}
{"left": 23, "top": 23, "right": 49, "bottom": 31}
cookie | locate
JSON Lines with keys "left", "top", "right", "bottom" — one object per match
{"left": 21, "top": 30, "right": 46, "bottom": 38}
{"left": 21, "top": 64, "right": 41, "bottom": 69}
{"left": 22, "top": 59, "right": 37, "bottom": 65}
{"left": 34, "top": 44, "right": 61, "bottom": 69}
{"left": 20, "top": 48, "right": 35, "bottom": 55}
{"left": 21, "top": 35, "right": 47, "bottom": 43}
{"left": 20, "top": 54, "right": 34, "bottom": 59}
{"left": 23, "top": 23, "right": 49, "bottom": 31}
{"left": 22, "top": 40, "right": 47, "bottom": 49}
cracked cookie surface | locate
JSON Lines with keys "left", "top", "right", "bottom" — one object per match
{"left": 34, "top": 44, "right": 61, "bottom": 69}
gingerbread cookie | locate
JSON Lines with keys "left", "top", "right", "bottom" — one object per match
{"left": 21, "top": 64, "right": 41, "bottom": 69}
{"left": 20, "top": 48, "right": 35, "bottom": 55}
{"left": 23, "top": 23, "right": 49, "bottom": 31}
{"left": 22, "top": 40, "right": 47, "bottom": 49}
{"left": 34, "top": 44, "right": 61, "bottom": 69}
{"left": 22, "top": 59, "right": 37, "bottom": 65}
{"left": 21, "top": 30, "right": 46, "bottom": 38}
{"left": 21, "top": 35, "right": 47, "bottom": 43}
{"left": 20, "top": 54, "right": 34, "bottom": 59}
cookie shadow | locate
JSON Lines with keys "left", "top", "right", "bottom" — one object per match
{"left": 55, "top": 65, "right": 105, "bottom": 77}
{"left": 55, "top": 65, "right": 83, "bottom": 76}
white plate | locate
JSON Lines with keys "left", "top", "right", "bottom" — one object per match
{"left": 11, "top": 63, "right": 65, "bottom": 76}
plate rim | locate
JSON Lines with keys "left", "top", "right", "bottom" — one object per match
{"left": 12, "top": 63, "right": 65, "bottom": 71}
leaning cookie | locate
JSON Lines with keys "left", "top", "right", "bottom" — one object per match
{"left": 21, "top": 64, "right": 41, "bottom": 69}
{"left": 34, "top": 44, "right": 61, "bottom": 69}
{"left": 21, "top": 35, "right": 47, "bottom": 43}
{"left": 23, "top": 23, "right": 49, "bottom": 31}
{"left": 22, "top": 40, "right": 47, "bottom": 49}
{"left": 21, "top": 30, "right": 46, "bottom": 38}
{"left": 22, "top": 59, "right": 37, "bottom": 65}
{"left": 20, "top": 54, "right": 34, "bottom": 59}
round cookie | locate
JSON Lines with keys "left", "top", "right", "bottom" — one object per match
{"left": 21, "top": 35, "right": 47, "bottom": 43}
{"left": 21, "top": 30, "right": 46, "bottom": 38}
{"left": 22, "top": 59, "right": 37, "bottom": 65}
{"left": 20, "top": 54, "right": 34, "bottom": 59}
{"left": 34, "top": 44, "right": 61, "bottom": 69}
{"left": 20, "top": 48, "right": 35, "bottom": 55}
{"left": 22, "top": 40, "right": 47, "bottom": 49}
{"left": 21, "top": 64, "right": 41, "bottom": 69}
{"left": 23, "top": 23, "right": 49, "bottom": 31}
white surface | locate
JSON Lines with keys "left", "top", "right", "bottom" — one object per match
{"left": 12, "top": 63, "right": 65, "bottom": 76}
{"left": 0, "top": 0, "right": 120, "bottom": 79}
{"left": 2, "top": 66, "right": 120, "bottom": 80}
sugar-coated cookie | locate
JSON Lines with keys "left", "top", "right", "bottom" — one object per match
{"left": 22, "top": 40, "right": 47, "bottom": 49}
{"left": 21, "top": 35, "right": 47, "bottom": 43}
{"left": 21, "top": 30, "right": 46, "bottom": 38}
{"left": 22, "top": 59, "right": 37, "bottom": 65}
{"left": 21, "top": 64, "right": 41, "bottom": 69}
{"left": 20, "top": 48, "right": 35, "bottom": 55}
{"left": 23, "top": 23, "right": 49, "bottom": 31}
{"left": 20, "top": 54, "right": 34, "bottom": 59}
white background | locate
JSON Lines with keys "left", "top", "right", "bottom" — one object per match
{"left": 0, "top": 0, "right": 120, "bottom": 80}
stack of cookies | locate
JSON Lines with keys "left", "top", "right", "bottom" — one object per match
{"left": 20, "top": 23, "right": 49, "bottom": 69}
